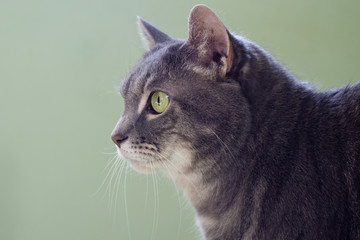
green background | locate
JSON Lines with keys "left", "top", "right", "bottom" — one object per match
{"left": 1, "top": 0, "right": 359, "bottom": 239}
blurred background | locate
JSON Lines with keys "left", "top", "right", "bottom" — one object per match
{"left": 1, "top": 0, "right": 359, "bottom": 239}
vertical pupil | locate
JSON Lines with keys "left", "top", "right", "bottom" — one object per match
{"left": 157, "top": 96, "right": 160, "bottom": 105}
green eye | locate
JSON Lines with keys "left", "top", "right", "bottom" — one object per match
{"left": 151, "top": 91, "right": 169, "bottom": 113}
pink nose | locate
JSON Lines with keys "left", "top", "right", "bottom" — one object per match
{"left": 111, "top": 134, "right": 128, "bottom": 148}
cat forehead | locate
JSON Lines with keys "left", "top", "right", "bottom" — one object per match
{"left": 120, "top": 61, "right": 162, "bottom": 99}
{"left": 120, "top": 64, "right": 150, "bottom": 97}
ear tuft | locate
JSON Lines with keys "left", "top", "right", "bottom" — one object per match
{"left": 187, "top": 5, "right": 233, "bottom": 74}
{"left": 137, "top": 17, "right": 172, "bottom": 51}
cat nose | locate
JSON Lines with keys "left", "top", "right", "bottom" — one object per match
{"left": 111, "top": 134, "right": 128, "bottom": 148}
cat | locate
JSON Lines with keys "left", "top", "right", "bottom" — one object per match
{"left": 111, "top": 4, "right": 360, "bottom": 240}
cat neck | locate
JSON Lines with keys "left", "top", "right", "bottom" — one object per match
{"left": 167, "top": 152, "right": 253, "bottom": 239}
{"left": 167, "top": 150, "right": 248, "bottom": 215}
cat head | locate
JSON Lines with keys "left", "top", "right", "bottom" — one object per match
{"left": 111, "top": 5, "right": 251, "bottom": 176}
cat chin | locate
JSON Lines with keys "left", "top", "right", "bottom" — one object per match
{"left": 127, "top": 159, "right": 156, "bottom": 174}
{"left": 116, "top": 148, "right": 156, "bottom": 174}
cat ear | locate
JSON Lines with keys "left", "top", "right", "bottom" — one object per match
{"left": 137, "top": 17, "right": 172, "bottom": 51}
{"left": 186, "top": 5, "right": 233, "bottom": 75}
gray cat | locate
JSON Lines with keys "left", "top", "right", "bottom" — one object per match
{"left": 111, "top": 5, "right": 360, "bottom": 240}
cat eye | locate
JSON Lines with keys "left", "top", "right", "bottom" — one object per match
{"left": 151, "top": 91, "right": 169, "bottom": 113}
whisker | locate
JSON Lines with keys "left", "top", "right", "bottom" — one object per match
{"left": 112, "top": 157, "right": 126, "bottom": 221}
{"left": 156, "top": 151, "right": 206, "bottom": 203}
{"left": 107, "top": 157, "right": 122, "bottom": 208}
{"left": 207, "top": 127, "right": 238, "bottom": 168}
{"left": 92, "top": 154, "right": 119, "bottom": 198}
{"left": 150, "top": 161, "right": 158, "bottom": 240}
{"left": 101, "top": 150, "right": 119, "bottom": 155}
{"left": 102, "top": 153, "right": 118, "bottom": 172}
{"left": 154, "top": 166, "right": 160, "bottom": 237}
{"left": 157, "top": 152, "right": 196, "bottom": 188}
{"left": 144, "top": 163, "right": 149, "bottom": 215}
{"left": 158, "top": 159, "right": 183, "bottom": 240}
{"left": 124, "top": 164, "right": 132, "bottom": 240}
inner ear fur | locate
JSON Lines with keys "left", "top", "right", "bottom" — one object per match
{"left": 186, "top": 4, "right": 234, "bottom": 75}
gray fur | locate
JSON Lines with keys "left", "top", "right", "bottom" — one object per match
{"left": 112, "top": 5, "right": 360, "bottom": 240}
